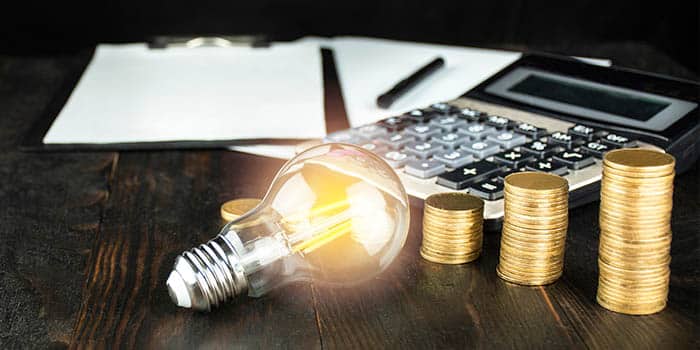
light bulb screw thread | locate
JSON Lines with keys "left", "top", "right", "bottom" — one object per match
{"left": 167, "top": 234, "right": 248, "bottom": 311}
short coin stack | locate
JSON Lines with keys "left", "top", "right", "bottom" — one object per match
{"left": 597, "top": 149, "right": 675, "bottom": 315}
{"left": 420, "top": 193, "right": 484, "bottom": 264}
{"left": 497, "top": 172, "right": 569, "bottom": 285}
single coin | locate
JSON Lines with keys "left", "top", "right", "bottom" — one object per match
{"left": 603, "top": 149, "right": 675, "bottom": 174}
{"left": 220, "top": 198, "right": 262, "bottom": 221}
{"left": 425, "top": 192, "right": 484, "bottom": 211}
{"left": 504, "top": 172, "right": 569, "bottom": 195}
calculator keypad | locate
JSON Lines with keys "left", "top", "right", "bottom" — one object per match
{"left": 321, "top": 102, "right": 641, "bottom": 203}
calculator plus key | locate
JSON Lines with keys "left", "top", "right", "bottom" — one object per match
{"left": 493, "top": 150, "right": 534, "bottom": 168}
{"left": 433, "top": 150, "right": 474, "bottom": 168}
{"left": 436, "top": 160, "right": 501, "bottom": 190}
{"left": 581, "top": 141, "right": 616, "bottom": 158}
{"left": 525, "top": 160, "right": 569, "bottom": 176}
{"left": 430, "top": 115, "right": 467, "bottom": 131}
{"left": 377, "top": 133, "right": 415, "bottom": 149}
{"left": 514, "top": 122, "right": 547, "bottom": 138}
{"left": 553, "top": 150, "right": 595, "bottom": 170}
{"left": 601, "top": 133, "right": 638, "bottom": 148}
{"left": 458, "top": 123, "right": 498, "bottom": 139}
{"left": 486, "top": 131, "right": 527, "bottom": 149}
{"left": 431, "top": 132, "right": 470, "bottom": 149}
{"left": 549, "top": 131, "right": 584, "bottom": 148}
{"left": 404, "top": 141, "right": 443, "bottom": 159}
{"left": 460, "top": 140, "right": 500, "bottom": 159}
{"left": 404, "top": 159, "right": 446, "bottom": 179}
{"left": 520, "top": 140, "right": 561, "bottom": 158}
{"left": 404, "top": 124, "right": 442, "bottom": 140}
{"left": 381, "top": 150, "right": 414, "bottom": 168}
{"left": 469, "top": 178, "right": 504, "bottom": 200}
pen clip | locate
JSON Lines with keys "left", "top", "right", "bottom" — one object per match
{"left": 148, "top": 35, "right": 269, "bottom": 49}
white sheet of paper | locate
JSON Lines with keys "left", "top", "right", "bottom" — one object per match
{"left": 43, "top": 41, "right": 326, "bottom": 144}
{"left": 229, "top": 36, "right": 610, "bottom": 159}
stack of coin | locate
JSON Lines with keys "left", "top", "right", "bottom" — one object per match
{"left": 497, "top": 172, "right": 569, "bottom": 285}
{"left": 597, "top": 149, "right": 675, "bottom": 315}
{"left": 420, "top": 193, "right": 484, "bottom": 264}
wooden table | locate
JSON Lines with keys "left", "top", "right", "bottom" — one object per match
{"left": 0, "top": 44, "right": 698, "bottom": 349}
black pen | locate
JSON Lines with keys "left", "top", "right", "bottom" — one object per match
{"left": 376, "top": 57, "right": 445, "bottom": 109}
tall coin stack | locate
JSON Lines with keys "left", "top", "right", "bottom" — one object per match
{"left": 497, "top": 172, "right": 569, "bottom": 285}
{"left": 420, "top": 193, "right": 484, "bottom": 264}
{"left": 597, "top": 149, "right": 675, "bottom": 315}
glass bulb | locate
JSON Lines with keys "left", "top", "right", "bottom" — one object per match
{"left": 167, "top": 143, "right": 410, "bottom": 311}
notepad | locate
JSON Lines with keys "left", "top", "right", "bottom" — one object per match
{"left": 43, "top": 41, "right": 326, "bottom": 145}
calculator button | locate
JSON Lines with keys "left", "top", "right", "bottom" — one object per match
{"left": 404, "top": 159, "right": 446, "bottom": 179}
{"left": 457, "top": 123, "right": 498, "bottom": 139}
{"left": 378, "top": 116, "right": 414, "bottom": 131}
{"left": 493, "top": 150, "right": 534, "bottom": 168}
{"left": 431, "top": 132, "right": 470, "bottom": 149}
{"left": 403, "top": 124, "right": 443, "bottom": 140}
{"left": 486, "top": 131, "right": 527, "bottom": 149}
{"left": 460, "top": 140, "right": 500, "bottom": 159}
{"left": 429, "top": 102, "right": 458, "bottom": 114}
{"left": 380, "top": 150, "right": 414, "bottom": 168}
{"left": 433, "top": 150, "right": 474, "bottom": 168}
{"left": 552, "top": 150, "right": 596, "bottom": 170}
{"left": 430, "top": 115, "right": 468, "bottom": 131}
{"left": 548, "top": 131, "right": 585, "bottom": 148}
{"left": 469, "top": 179, "right": 504, "bottom": 200}
{"left": 485, "top": 115, "right": 511, "bottom": 129}
{"left": 514, "top": 122, "right": 547, "bottom": 138}
{"left": 520, "top": 141, "right": 562, "bottom": 158}
{"left": 376, "top": 133, "right": 415, "bottom": 149}
{"left": 581, "top": 141, "right": 617, "bottom": 158}
{"left": 405, "top": 109, "right": 436, "bottom": 123}
{"left": 525, "top": 160, "right": 569, "bottom": 176}
{"left": 601, "top": 133, "right": 638, "bottom": 148}
{"left": 324, "top": 130, "right": 358, "bottom": 143}
{"left": 436, "top": 160, "right": 501, "bottom": 190}
{"left": 457, "top": 108, "right": 485, "bottom": 122}
{"left": 404, "top": 141, "right": 443, "bottom": 159}
{"left": 352, "top": 124, "right": 388, "bottom": 139}
{"left": 568, "top": 124, "right": 597, "bottom": 141}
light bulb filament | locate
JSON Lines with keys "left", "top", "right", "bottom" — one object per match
{"left": 292, "top": 219, "right": 353, "bottom": 254}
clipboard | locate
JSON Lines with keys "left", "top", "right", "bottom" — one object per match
{"left": 21, "top": 36, "right": 348, "bottom": 152}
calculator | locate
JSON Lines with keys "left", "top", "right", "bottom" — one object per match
{"left": 310, "top": 54, "right": 699, "bottom": 224}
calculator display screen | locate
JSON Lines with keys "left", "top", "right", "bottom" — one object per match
{"left": 508, "top": 75, "right": 669, "bottom": 121}
{"left": 484, "top": 67, "right": 697, "bottom": 131}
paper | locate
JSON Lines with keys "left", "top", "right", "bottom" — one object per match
{"left": 229, "top": 36, "right": 610, "bottom": 159}
{"left": 44, "top": 41, "right": 326, "bottom": 144}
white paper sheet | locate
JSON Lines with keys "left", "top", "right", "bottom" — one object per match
{"left": 229, "top": 36, "right": 610, "bottom": 159}
{"left": 43, "top": 41, "right": 326, "bottom": 144}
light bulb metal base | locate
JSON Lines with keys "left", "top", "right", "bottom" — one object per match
{"left": 167, "top": 233, "right": 248, "bottom": 311}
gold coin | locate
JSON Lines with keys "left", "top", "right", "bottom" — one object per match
{"left": 425, "top": 192, "right": 484, "bottom": 211}
{"left": 504, "top": 172, "right": 569, "bottom": 195}
{"left": 603, "top": 149, "right": 675, "bottom": 174}
{"left": 220, "top": 198, "right": 261, "bottom": 221}
{"left": 497, "top": 265, "right": 562, "bottom": 286}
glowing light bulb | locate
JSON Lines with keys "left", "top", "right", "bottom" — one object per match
{"left": 167, "top": 143, "right": 410, "bottom": 311}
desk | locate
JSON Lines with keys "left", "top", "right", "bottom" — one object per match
{"left": 0, "top": 44, "right": 697, "bottom": 349}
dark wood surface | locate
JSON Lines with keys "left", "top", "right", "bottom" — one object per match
{"left": 0, "top": 44, "right": 698, "bottom": 349}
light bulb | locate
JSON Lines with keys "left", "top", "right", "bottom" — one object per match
{"left": 167, "top": 143, "right": 410, "bottom": 311}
